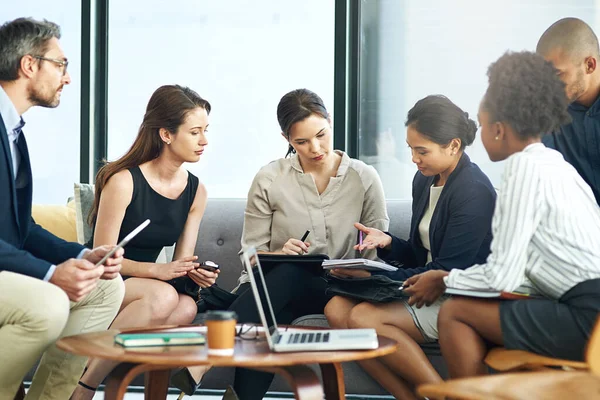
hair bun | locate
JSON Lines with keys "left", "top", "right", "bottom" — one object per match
{"left": 464, "top": 114, "right": 477, "bottom": 146}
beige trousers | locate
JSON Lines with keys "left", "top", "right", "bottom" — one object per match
{"left": 0, "top": 271, "right": 124, "bottom": 400}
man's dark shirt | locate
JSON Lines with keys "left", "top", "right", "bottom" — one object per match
{"left": 543, "top": 96, "right": 600, "bottom": 205}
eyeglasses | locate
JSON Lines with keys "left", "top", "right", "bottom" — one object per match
{"left": 32, "top": 55, "right": 68, "bottom": 76}
{"left": 234, "top": 323, "right": 294, "bottom": 340}
{"left": 236, "top": 323, "right": 261, "bottom": 340}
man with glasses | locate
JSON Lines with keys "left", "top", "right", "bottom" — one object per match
{"left": 0, "top": 17, "right": 125, "bottom": 399}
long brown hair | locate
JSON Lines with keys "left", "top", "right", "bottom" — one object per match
{"left": 89, "top": 84, "right": 211, "bottom": 224}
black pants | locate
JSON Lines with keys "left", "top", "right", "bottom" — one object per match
{"left": 229, "top": 262, "right": 329, "bottom": 400}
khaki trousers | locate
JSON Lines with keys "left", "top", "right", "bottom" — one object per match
{"left": 0, "top": 271, "right": 124, "bottom": 400}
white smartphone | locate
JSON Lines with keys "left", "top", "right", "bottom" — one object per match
{"left": 94, "top": 219, "right": 151, "bottom": 267}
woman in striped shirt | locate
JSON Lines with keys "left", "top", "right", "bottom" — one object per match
{"left": 404, "top": 51, "right": 600, "bottom": 378}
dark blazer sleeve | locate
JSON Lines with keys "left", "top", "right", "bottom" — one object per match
{"left": 376, "top": 171, "right": 423, "bottom": 267}
{"left": 377, "top": 233, "right": 419, "bottom": 267}
{"left": 23, "top": 218, "right": 85, "bottom": 266}
{"left": 382, "top": 180, "right": 496, "bottom": 281}
{"left": 0, "top": 237, "right": 54, "bottom": 279}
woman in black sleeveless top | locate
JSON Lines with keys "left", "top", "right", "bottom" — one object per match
{"left": 72, "top": 85, "right": 217, "bottom": 399}
{"left": 85, "top": 166, "right": 199, "bottom": 265}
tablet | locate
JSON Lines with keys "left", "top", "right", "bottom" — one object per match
{"left": 94, "top": 219, "right": 151, "bottom": 267}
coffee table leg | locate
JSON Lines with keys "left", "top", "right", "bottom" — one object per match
{"left": 144, "top": 369, "right": 170, "bottom": 400}
{"left": 104, "top": 362, "right": 172, "bottom": 400}
{"left": 104, "top": 363, "right": 138, "bottom": 400}
{"left": 258, "top": 365, "right": 324, "bottom": 400}
{"left": 320, "top": 363, "right": 345, "bottom": 400}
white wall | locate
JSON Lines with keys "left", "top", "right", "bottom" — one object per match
{"left": 107, "top": 0, "right": 336, "bottom": 198}
{"left": 360, "top": 0, "right": 598, "bottom": 198}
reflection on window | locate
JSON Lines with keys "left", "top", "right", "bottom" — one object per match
{"left": 2, "top": 2, "right": 81, "bottom": 204}
{"left": 358, "top": 0, "right": 597, "bottom": 199}
{"left": 108, "top": 1, "right": 335, "bottom": 198}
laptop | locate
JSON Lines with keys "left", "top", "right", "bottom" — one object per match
{"left": 240, "top": 246, "right": 379, "bottom": 352}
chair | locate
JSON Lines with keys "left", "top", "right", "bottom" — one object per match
{"left": 417, "top": 317, "right": 600, "bottom": 400}
{"left": 484, "top": 347, "right": 587, "bottom": 372}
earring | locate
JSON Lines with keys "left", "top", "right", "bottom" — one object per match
{"left": 166, "top": 141, "right": 171, "bottom": 145}
{"left": 495, "top": 136, "right": 499, "bottom": 141}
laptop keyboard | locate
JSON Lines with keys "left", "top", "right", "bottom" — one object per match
{"left": 275, "top": 332, "right": 330, "bottom": 345}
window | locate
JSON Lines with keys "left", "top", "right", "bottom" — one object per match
{"left": 357, "top": 0, "right": 597, "bottom": 198}
{"left": 108, "top": 0, "right": 335, "bottom": 198}
{"left": 2, "top": 2, "right": 81, "bottom": 204}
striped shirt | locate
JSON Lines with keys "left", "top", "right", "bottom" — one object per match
{"left": 445, "top": 143, "right": 600, "bottom": 299}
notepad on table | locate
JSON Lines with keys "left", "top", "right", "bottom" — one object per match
{"left": 322, "top": 258, "right": 398, "bottom": 272}
{"left": 114, "top": 332, "right": 205, "bottom": 347}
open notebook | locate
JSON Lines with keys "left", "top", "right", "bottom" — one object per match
{"left": 322, "top": 258, "right": 398, "bottom": 272}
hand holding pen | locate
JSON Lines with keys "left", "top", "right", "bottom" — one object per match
{"left": 281, "top": 230, "right": 311, "bottom": 255}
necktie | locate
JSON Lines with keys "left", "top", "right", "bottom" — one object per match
{"left": 14, "top": 124, "right": 28, "bottom": 189}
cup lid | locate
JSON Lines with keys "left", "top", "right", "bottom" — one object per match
{"left": 205, "top": 310, "right": 238, "bottom": 321}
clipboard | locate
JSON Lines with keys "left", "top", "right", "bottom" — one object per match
{"left": 257, "top": 253, "right": 330, "bottom": 275}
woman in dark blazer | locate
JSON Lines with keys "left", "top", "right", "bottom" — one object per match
{"left": 325, "top": 95, "right": 496, "bottom": 400}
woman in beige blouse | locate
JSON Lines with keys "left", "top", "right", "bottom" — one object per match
{"left": 231, "top": 88, "right": 389, "bottom": 399}
{"left": 174, "top": 88, "right": 389, "bottom": 398}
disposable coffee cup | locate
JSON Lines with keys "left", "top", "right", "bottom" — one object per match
{"left": 205, "top": 310, "right": 237, "bottom": 356}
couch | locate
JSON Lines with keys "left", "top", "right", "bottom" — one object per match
{"left": 29, "top": 195, "right": 448, "bottom": 397}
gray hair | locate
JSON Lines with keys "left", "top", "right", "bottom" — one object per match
{"left": 0, "top": 17, "right": 61, "bottom": 81}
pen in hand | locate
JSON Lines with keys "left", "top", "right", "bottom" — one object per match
{"left": 301, "top": 230, "right": 310, "bottom": 242}
{"left": 300, "top": 230, "right": 310, "bottom": 254}
{"left": 357, "top": 230, "right": 363, "bottom": 254}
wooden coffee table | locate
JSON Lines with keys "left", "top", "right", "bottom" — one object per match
{"left": 57, "top": 325, "right": 397, "bottom": 400}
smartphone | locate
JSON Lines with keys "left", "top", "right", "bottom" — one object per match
{"left": 94, "top": 219, "right": 151, "bottom": 267}
{"left": 197, "top": 260, "right": 219, "bottom": 272}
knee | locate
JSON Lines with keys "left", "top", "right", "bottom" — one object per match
{"left": 179, "top": 296, "right": 199, "bottom": 324}
{"left": 347, "top": 302, "right": 375, "bottom": 329}
{"left": 146, "top": 284, "right": 180, "bottom": 320}
{"left": 100, "top": 275, "right": 125, "bottom": 310}
{"left": 437, "top": 298, "right": 464, "bottom": 331}
{"left": 324, "top": 297, "right": 347, "bottom": 328}
{"left": 30, "top": 284, "right": 70, "bottom": 342}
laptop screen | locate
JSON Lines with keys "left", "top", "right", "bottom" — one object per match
{"left": 240, "top": 247, "right": 280, "bottom": 348}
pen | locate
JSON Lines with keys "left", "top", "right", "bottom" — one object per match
{"left": 357, "top": 230, "right": 363, "bottom": 254}
{"left": 300, "top": 230, "right": 310, "bottom": 242}
{"left": 299, "top": 230, "right": 310, "bottom": 255}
